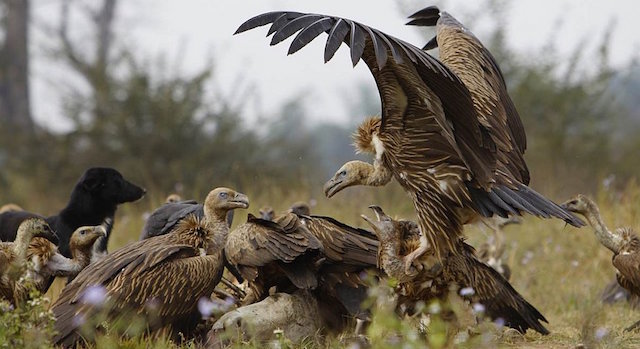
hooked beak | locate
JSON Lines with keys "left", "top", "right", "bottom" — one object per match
{"left": 95, "top": 225, "right": 107, "bottom": 238}
{"left": 35, "top": 226, "right": 59, "bottom": 245}
{"left": 230, "top": 193, "right": 250, "bottom": 209}
{"left": 323, "top": 177, "right": 344, "bottom": 198}
{"left": 360, "top": 205, "right": 391, "bottom": 229}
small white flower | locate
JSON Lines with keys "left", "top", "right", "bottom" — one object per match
{"left": 494, "top": 317, "right": 505, "bottom": 329}
{"left": 72, "top": 314, "right": 86, "bottom": 327}
{"left": 428, "top": 302, "right": 441, "bottom": 314}
{"left": 198, "top": 297, "right": 217, "bottom": 319}
{"left": 459, "top": 287, "right": 475, "bottom": 296}
{"left": 81, "top": 285, "right": 107, "bottom": 305}
{"left": 571, "top": 260, "right": 580, "bottom": 267}
{"left": 595, "top": 327, "right": 609, "bottom": 340}
{"left": 472, "top": 303, "right": 486, "bottom": 314}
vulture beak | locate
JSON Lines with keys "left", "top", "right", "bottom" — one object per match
{"left": 95, "top": 225, "right": 107, "bottom": 238}
{"left": 230, "top": 193, "right": 250, "bottom": 209}
{"left": 323, "top": 177, "right": 344, "bottom": 198}
{"left": 361, "top": 205, "right": 391, "bottom": 229}
{"left": 35, "top": 225, "right": 59, "bottom": 245}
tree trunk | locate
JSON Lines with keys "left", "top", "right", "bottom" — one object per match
{"left": 0, "top": 0, "right": 33, "bottom": 132}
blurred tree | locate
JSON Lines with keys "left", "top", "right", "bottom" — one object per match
{"left": 0, "top": 0, "right": 33, "bottom": 132}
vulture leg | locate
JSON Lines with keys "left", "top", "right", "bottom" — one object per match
{"left": 403, "top": 233, "right": 429, "bottom": 275}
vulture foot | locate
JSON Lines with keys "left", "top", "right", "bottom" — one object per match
{"left": 403, "top": 244, "right": 428, "bottom": 276}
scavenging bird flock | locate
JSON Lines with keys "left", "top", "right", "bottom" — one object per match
{"left": 0, "top": 4, "right": 637, "bottom": 349}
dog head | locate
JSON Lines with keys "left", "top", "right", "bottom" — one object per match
{"left": 79, "top": 167, "right": 146, "bottom": 204}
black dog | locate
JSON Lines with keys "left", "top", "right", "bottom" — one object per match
{"left": 0, "top": 167, "right": 145, "bottom": 257}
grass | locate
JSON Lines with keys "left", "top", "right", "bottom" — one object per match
{"left": 7, "top": 180, "right": 640, "bottom": 348}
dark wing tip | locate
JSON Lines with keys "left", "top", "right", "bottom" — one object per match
{"left": 422, "top": 36, "right": 438, "bottom": 50}
{"left": 407, "top": 6, "right": 441, "bottom": 26}
{"left": 234, "top": 11, "right": 288, "bottom": 35}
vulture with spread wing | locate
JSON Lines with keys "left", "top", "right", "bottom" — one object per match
{"left": 235, "top": 7, "right": 583, "bottom": 271}
{"left": 51, "top": 188, "right": 249, "bottom": 347}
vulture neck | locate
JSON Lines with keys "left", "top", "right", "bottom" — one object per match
{"left": 582, "top": 203, "right": 622, "bottom": 253}
{"left": 378, "top": 235, "right": 414, "bottom": 283}
{"left": 12, "top": 227, "right": 32, "bottom": 259}
{"left": 203, "top": 208, "right": 232, "bottom": 250}
{"left": 355, "top": 159, "right": 392, "bottom": 187}
{"left": 70, "top": 245, "right": 92, "bottom": 272}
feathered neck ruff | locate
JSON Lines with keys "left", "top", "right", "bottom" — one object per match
{"left": 353, "top": 117, "right": 382, "bottom": 154}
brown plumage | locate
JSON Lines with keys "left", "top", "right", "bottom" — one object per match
{"left": 51, "top": 187, "right": 249, "bottom": 346}
{"left": 225, "top": 212, "right": 323, "bottom": 305}
{"left": 26, "top": 225, "right": 106, "bottom": 293}
{"left": 245, "top": 201, "right": 379, "bottom": 325}
{"left": 235, "top": 9, "right": 583, "bottom": 273}
{"left": 297, "top": 213, "right": 379, "bottom": 325}
{"left": 288, "top": 201, "right": 311, "bottom": 216}
{"left": 362, "top": 206, "right": 549, "bottom": 334}
{"left": 562, "top": 194, "right": 640, "bottom": 330}
{"left": 408, "top": 6, "right": 529, "bottom": 185}
{"left": 0, "top": 218, "right": 57, "bottom": 304}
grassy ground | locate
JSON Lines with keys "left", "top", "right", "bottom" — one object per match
{"left": 7, "top": 181, "right": 640, "bottom": 348}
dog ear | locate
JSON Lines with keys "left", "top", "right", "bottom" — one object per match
{"left": 81, "top": 175, "right": 103, "bottom": 192}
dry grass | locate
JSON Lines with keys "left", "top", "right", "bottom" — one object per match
{"left": 26, "top": 180, "right": 640, "bottom": 347}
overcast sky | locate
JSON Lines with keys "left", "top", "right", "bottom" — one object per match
{"left": 31, "top": 0, "right": 640, "bottom": 131}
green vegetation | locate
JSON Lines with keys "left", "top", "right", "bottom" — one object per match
{"left": 0, "top": 181, "right": 634, "bottom": 348}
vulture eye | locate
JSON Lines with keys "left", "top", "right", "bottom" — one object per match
{"left": 339, "top": 170, "right": 347, "bottom": 177}
{"left": 219, "top": 192, "right": 228, "bottom": 199}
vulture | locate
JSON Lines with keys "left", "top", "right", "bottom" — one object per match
{"left": 224, "top": 212, "right": 323, "bottom": 305}
{"left": 218, "top": 209, "right": 378, "bottom": 343}
{"left": 26, "top": 224, "right": 106, "bottom": 294}
{"left": 243, "top": 201, "right": 378, "bottom": 323}
{"left": 362, "top": 205, "right": 549, "bottom": 334}
{"left": 562, "top": 194, "right": 640, "bottom": 331}
{"left": 258, "top": 206, "right": 275, "bottom": 221}
{"left": 0, "top": 218, "right": 58, "bottom": 305}
{"left": 289, "top": 201, "right": 311, "bottom": 216}
{"left": 51, "top": 187, "right": 249, "bottom": 346}
{"left": 475, "top": 216, "right": 521, "bottom": 281}
{"left": 165, "top": 193, "right": 182, "bottom": 204}
{"left": 140, "top": 197, "right": 234, "bottom": 240}
{"left": 236, "top": 7, "right": 583, "bottom": 275}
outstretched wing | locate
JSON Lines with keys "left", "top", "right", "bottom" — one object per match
{"left": 408, "top": 7, "right": 528, "bottom": 184}
{"left": 235, "top": 11, "right": 496, "bottom": 188}
{"left": 301, "top": 215, "right": 378, "bottom": 268}
{"left": 225, "top": 215, "right": 322, "bottom": 274}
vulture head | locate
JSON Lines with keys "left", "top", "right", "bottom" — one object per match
{"left": 259, "top": 206, "right": 275, "bottom": 221}
{"left": 561, "top": 194, "right": 595, "bottom": 216}
{"left": 165, "top": 193, "right": 182, "bottom": 204}
{"left": 204, "top": 187, "right": 250, "bottom": 221}
{"left": 16, "top": 218, "right": 58, "bottom": 250}
{"left": 288, "top": 202, "right": 310, "bottom": 216}
{"left": 360, "top": 205, "right": 398, "bottom": 241}
{"left": 69, "top": 225, "right": 106, "bottom": 259}
{"left": 323, "top": 161, "right": 371, "bottom": 198}
{"left": 361, "top": 206, "right": 419, "bottom": 241}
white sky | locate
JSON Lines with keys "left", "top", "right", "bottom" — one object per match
{"left": 30, "top": 0, "right": 640, "bottom": 131}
